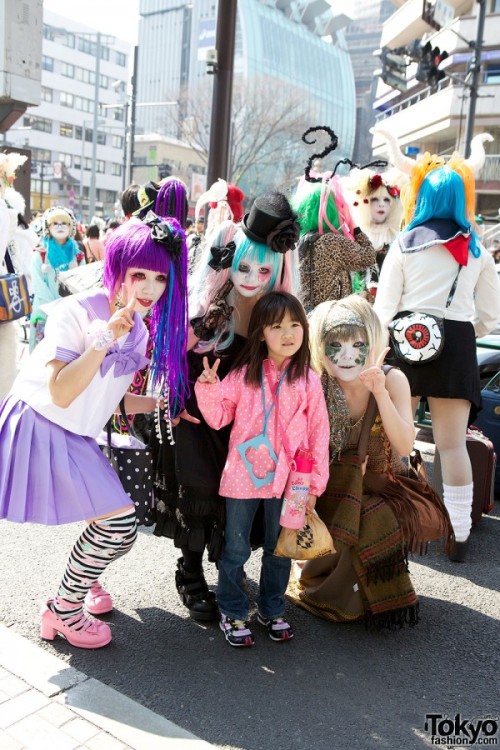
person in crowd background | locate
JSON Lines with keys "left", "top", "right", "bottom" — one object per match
{"left": 83, "top": 224, "right": 106, "bottom": 263}
{"left": 291, "top": 127, "right": 376, "bottom": 311}
{"left": 30, "top": 206, "right": 83, "bottom": 351}
{"left": 373, "top": 133, "right": 499, "bottom": 562}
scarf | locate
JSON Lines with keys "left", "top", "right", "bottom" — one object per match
{"left": 44, "top": 236, "right": 79, "bottom": 272}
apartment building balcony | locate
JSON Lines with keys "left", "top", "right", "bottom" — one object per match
{"left": 381, "top": 0, "right": 472, "bottom": 50}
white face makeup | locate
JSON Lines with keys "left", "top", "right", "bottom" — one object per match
{"left": 324, "top": 336, "right": 369, "bottom": 382}
{"left": 262, "top": 311, "right": 304, "bottom": 368}
{"left": 369, "top": 195, "right": 391, "bottom": 224}
{"left": 121, "top": 268, "right": 168, "bottom": 315}
{"left": 230, "top": 259, "right": 273, "bottom": 298}
{"left": 48, "top": 220, "right": 71, "bottom": 243}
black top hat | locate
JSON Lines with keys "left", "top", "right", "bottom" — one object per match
{"left": 241, "top": 192, "right": 300, "bottom": 253}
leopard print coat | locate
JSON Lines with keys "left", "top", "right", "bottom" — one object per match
{"left": 298, "top": 227, "right": 376, "bottom": 311}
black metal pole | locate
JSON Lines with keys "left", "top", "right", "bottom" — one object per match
{"left": 39, "top": 162, "right": 44, "bottom": 211}
{"left": 206, "top": 0, "right": 237, "bottom": 187}
{"left": 464, "top": 0, "right": 486, "bottom": 158}
{"left": 129, "top": 45, "right": 139, "bottom": 185}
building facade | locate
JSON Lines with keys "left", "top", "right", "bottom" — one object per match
{"left": 135, "top": 0, "right": 357, "bottom": 196}
{"left": 371, "top": 0, "right": 500, "bottom": 222}
{"left": 3, "top": 10, "right": 130, "bottom": 221}
{"left": 344, "top": 0, "right": 394, "bottom": 163}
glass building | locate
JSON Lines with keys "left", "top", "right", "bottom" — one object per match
{"left": 136, "top": 0, "right": 356, "bottom": 191}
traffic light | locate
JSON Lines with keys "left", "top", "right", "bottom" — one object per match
{"left": 379, "top": 47, "right": 408, "bottom": 92}
{"left": 415, "top": 41, "right": 448, "bottom": 88}
{"left": 158, "top": 162, "right": 171, "bottom": 180}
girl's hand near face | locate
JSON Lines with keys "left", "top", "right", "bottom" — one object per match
{"left": 198, "top": 356, "right": 221, "bottom": 384}
{"left": 358, "top": 347, "right": 390, "bottom": 396}
{"left": 108, "top": 284, "right": 136, "bottom": 340}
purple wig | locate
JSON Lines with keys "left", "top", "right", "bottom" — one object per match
{"left": 103, "top": 217, "right": 189, "bottom": 416}
{"left": 155, "top": 177, "right": 189, "bottom": 228}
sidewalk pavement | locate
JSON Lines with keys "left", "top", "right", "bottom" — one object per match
{"left": 0, "top": 624, "right": 216, "bottom": 750}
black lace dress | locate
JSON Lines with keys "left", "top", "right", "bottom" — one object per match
{"left": 152, "top": 335, "right": 245, "bottom": 561}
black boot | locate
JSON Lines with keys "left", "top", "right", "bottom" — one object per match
{"left": 449, "top": 538, "right": 469, "bottom": 563}
{"left": 175, "top": 558, "right": 218, "bottom": 621}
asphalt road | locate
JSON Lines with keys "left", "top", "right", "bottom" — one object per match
{"left": 0, "top": 477, "right": 499, "bottom": 750}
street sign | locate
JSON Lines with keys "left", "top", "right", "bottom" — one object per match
{"left": 434, "top": 0, "right": 454, "bottom": 28}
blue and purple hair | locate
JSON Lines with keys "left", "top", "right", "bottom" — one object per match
{"left": 154, "top": 177, "right": 189, "bottom": 228}
{"left": 103, "top": 217, "right": 189, "bottom": 416}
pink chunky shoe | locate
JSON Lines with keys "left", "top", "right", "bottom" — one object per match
{"left": 84, "top": 582, "right": 113, "bottom": 615}
{"left": 40, "top": 602, "right": 112, "bottom": 649}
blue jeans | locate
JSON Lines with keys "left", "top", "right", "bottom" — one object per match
{"left": 217, "top": 497, "right": 292, "bottom": 621}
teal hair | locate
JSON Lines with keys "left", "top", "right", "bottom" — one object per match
{"left": 406, "top": 167, "right": 479, "bottom": 257}
{"left": 232, "top": 235, "right": 281, "bottom": 287}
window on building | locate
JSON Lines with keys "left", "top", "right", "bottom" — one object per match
{"left": 41, "top": 87, "right": 53, "bottom": 103}
{"left": 42, "top": 56, "right": 54, "bottom": 72}
{"left": 30, "top": 117, "right": 52, "bottom": 133}
{"left": 74, "top": 97, "right": 94, "bottom": 114}
{"left": 84, "top": 128, "right": 93, "bottom": 143}
{"left": 73, "top": 155, "right": 82, "bottom": 170}
{"left": 63, "top": 33, "right": 76, "bottom": 49}
{"left": 95, "top": 160, "right": 105, "bottom": 173}
{"left": 134, "top": 156, "right": 147, "bottom": 166}
{"left": 111, "top": 163, "right": 122, "bottom": 176}
{"left": 111, "top": 134, "right": 124, "bottom": 149}
{"left": 61, "top": 62, "right": 75, "bottom": 78}
{"left": 60, "top": 92, "right": 74, "bottom": 108}
{"left": 58, "top": 153, "right": 72, "bottom": 167}
{"left": 32, "top": 149, "right": 51, "bottom": 163}
{"left": 75, "top": 67, "right": 95, "bottom": 85}
{"left": 485, "top": 62, "right": 500, "bottom": 84}
{"left": 43, "top": 24, "right": 56, "bottom": 41}
{"left": 100, "top": 74, "right": 109, "bottom": 89}
{"left": 116, "top": 51, "right": 127, "bottom": 67}
{"left": 75, "top": 126, "right": 83, "bottom": 140}
{"left": 60, "top": 123, "right": 73, "bottom": 138}
{"left": 97, "top": 132, "right": 107, "bottom": 146}
{"left": 84, "top": 157, "right": 93, "bottom": 171}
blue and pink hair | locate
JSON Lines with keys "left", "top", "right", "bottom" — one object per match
{"left": 103, "top": 218, "right": 189, "bottom": 415}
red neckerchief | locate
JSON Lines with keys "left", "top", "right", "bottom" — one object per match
{"left": 443, "top": 234, "right": 470, "bottom": 266}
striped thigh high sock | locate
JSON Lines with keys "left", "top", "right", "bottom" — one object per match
{"left": 50, "top": 509, "right": 137, "bottom": 620}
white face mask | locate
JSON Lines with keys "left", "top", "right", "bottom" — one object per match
{"left": 121, "top": 268, "right": 168, "bottom": 316}
{"left": 369, "top": 196, "right": 391, "bottom": 225}
{"left": 324, "top": 337, "right": 370, "bottom": 382}
{"left": 230, "top": 259, "right": 273, "bottom": 298}
{"left": 49, "top": 221, "right": 71, "bottom": 243}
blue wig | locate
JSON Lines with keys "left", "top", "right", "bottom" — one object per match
{"left": 232, "top": 235, "right": 281, "bottom": 289}
{"left": 405, "top": 167, "right": 479, "bottom": 257}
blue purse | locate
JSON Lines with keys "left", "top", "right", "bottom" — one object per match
{"left": 236, "top": 365, "right": 287, "bottom": 488}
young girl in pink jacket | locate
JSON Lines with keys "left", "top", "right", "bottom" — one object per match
{"left": 195, "top": 291, "right": 329, "bottom": 647}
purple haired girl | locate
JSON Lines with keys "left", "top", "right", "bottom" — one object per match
{"left": 0, "top": 215, "right": 189, "bottom": 650}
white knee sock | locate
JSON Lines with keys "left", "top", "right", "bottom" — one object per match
{"left": 442, "top": 483, "right": 473, "bottom": 542}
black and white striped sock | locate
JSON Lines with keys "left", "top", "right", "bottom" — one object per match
{"left": 50, "top": 509, "right": 137, "bottom": 620}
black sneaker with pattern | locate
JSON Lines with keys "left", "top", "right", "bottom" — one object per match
{"left": 220, "top": 615, "right": 255, "bottom": 647}
{"left": 257, "top": 613, "right": 294, "bottom": 642}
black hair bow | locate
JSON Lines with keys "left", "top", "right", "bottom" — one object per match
{"left": 144, "top": 210, "right": 183, "bottom": 258}
{"left": 208, "top": 241, "right": 236, "bottom": 271}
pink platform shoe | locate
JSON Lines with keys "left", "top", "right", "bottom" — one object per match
{"left": 40, "top": 602, "right": 112, "bottom": 649}
{"left": 84, "top": 582, "right": 113, "bottom": 615}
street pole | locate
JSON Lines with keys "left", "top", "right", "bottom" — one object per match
{"left": 464, "top": 0, "right": 486, "bottom": 158}
{"left": 39, "top": 162, "right": 44, "bottom": 211}
{"left": 129, "top": 45, "right": 138, "bottom": 185}
{"left": 88, "top": 32, "right": 101, "bottom": 221}
{"left": 206, "top": 0, "right": 237, "bottom": 188}
{"left": 122, "top": 100, "right": 129, "bottom": 192}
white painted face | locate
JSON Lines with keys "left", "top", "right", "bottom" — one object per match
{"left": 48, "top": 220, "right": 71, "bottom": 243}
{"left": 230, "top": 259, "right": 273, "bottom": 298}
{"left": 262, "top": 311, "right": 304, "bottom": 369}
{"left": 369, "top": 195, "right": 391, "bottom": 224}
{"left": 324, "top": 336, "right": 370, "bottom": 383}
{"left": 121, "top": 268, "right": 168, "bottom": 316}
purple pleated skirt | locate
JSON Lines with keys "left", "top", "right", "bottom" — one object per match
{"left": 0, "top": 397, "right": 133, "bottom": 525}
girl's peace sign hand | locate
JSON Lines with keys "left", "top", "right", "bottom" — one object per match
{"left": 358, "top": 346, "right": 390, "bottom": 395}
{"left": 198, "top": 356, "right": 221, "bottom": 384}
